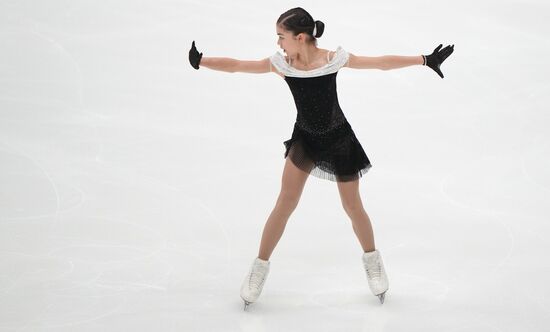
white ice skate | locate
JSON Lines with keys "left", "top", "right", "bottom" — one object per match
{"left": 362, "top": 249, "right": 389, "bottom": 304}
{"left": 240, "top": 257, "right": 270, "bottom": 310}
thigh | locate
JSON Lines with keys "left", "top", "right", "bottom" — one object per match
{"left": 337, "top": 178, "right": 363, "bottom": 211}
{"left": 279, "top": 157, "right": 311, "bottom": 204}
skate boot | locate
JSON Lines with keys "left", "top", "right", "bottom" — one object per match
{"left": 240, "top": 257, "right": 270, "bottom": 310}
{"left": 362, "top": 249, "right": 389, "bottom": 304}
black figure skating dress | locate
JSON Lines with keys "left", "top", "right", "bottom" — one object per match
{"left": 270, "top": 46, "right": 372, "bottom": 182}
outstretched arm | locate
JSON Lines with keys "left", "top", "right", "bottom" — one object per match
{"left": 347, "top": 53, "right": 423, "bottom": 70}
{"left": 188, "top": 40, "right": 282, "bottom": 76}
{"left": 200, "top": 57, "right": 271, "bottom": 74}
{"left": 347, "top": 44, "right": 455, "bottom": 78}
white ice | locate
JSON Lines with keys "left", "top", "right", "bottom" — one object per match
{"left": 1, "top": 0, "right": 549, "bottom": 331}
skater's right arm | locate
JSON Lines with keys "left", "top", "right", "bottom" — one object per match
{"left": 201, "top": 57, "right": 268, "bottom": 73}
{"left": 188, "top": 41, "right": 284, "bottom": 78}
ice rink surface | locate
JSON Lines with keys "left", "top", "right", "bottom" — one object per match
{"left": 1, "top": 0, "right": 549, "bottom": 331}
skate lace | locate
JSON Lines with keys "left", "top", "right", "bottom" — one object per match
{"left": 249, "top": 266, "right": 266, "bottom": 289}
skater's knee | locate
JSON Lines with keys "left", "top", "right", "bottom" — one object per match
{"left": 342, "top": 203, "right": 363, "bottom": 217}
{"left": 276, "top": 192, "right": 300, "bottom": 211}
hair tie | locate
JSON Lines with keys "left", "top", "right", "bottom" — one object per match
{"left": 312, "top": 21, "right": 317, "bottom": 37}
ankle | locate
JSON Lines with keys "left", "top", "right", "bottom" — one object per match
{"left": 257, "top": 253, "right": 270, "bottom": 261}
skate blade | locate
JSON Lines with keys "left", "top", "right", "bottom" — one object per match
{"left": 377, "top": 291, "right": 386, "bottom": 304}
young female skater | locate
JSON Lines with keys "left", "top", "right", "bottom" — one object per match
{"left": 188, "top": 7, "right": 454, "bottom": 310}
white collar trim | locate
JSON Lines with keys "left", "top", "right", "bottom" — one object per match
{"left": 270, "top": 46, "right": 349, "bottom": 78}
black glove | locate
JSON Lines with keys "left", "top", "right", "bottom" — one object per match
{"left": 189, "top": 40, "right": 203, "bottom": 70}
{"left": 423, "top": 44, "right": 454, "bottom": 78}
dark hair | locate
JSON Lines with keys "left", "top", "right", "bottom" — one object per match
{"left": 277, "top": 7, "right": 325, "bottom": 45}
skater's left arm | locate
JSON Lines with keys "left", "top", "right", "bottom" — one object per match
{"left": 346, "top": 44, "right": 455, "bottom": 79}
{"left": 346, "top": 53, "right": 423, "bottom": 70}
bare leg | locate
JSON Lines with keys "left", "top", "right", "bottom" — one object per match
{"left": 258, "top": 155, "right": 312, "bottom": 260}
{"left": 337, "top": 178, "right": 376, "bottom": 252}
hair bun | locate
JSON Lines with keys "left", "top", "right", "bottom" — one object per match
{"left": 313, "top": 20, "right": 325, "bottom": 38}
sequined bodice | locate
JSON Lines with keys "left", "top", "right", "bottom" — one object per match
{"left": 284, "top": 72, "right": 347, "bottom": 134}
{"left": 269, "top": 45, "right": 351, "bottom": 135}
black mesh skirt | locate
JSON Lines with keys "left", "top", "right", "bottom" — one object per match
{"left": 283, "top": 121, "right": 372, "bottom": 182}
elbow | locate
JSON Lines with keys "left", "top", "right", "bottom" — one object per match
{"left": 379, "top": 56, "right": 391, "bottom": 70}
{"left": 228, "top": 58, "right": 239, "bottom": 73}
{"left": 381, "top": 63, "right": 395, "bottom": 71}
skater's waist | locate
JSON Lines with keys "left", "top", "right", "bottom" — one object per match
{"left": 294, "top": 120, "right": 352, "bottom": 137}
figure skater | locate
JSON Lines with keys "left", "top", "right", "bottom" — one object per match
{"left": 188, "top": 7, "right": 454, "bottom": 310}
